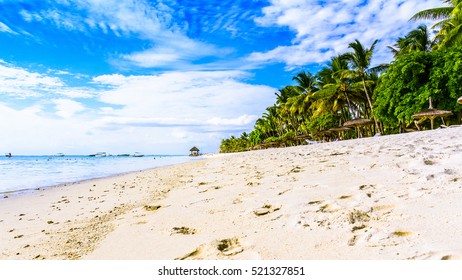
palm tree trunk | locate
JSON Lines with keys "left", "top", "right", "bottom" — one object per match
{"left": 361, "top": 78, "right": 381, "bottom": 133}
{"left": 343, "top": 91, "right": 353, "bottom": 120}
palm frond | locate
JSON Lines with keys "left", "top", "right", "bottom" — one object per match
{"left": 369, "top": 63, "right": 389, "bottom": 73}
{"left": 410, "top": 7, "right": 453, "bottom": 21}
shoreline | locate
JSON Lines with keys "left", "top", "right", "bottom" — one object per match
{"left": 0, "top": 155, "right": 198, "bottom": 196}
{"left": 1, "top": 127, "right": 462, "bottom": 260}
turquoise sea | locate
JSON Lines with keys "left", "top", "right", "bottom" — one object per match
{"left": 0, "top": 155, "right": 195, "bottom": 193}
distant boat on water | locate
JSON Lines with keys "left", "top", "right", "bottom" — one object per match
{"left": 117, "top": 154, "right": 130, "bottom": 157}
{"left": 89, "top": 152, "right": 107, "bottom": 157}
{"left": 132, "top": 152, "right": 144, "bottom": 157}
{"left": 55, "top": 153, "right": 65, "bottom": 157}
{"left": 5, "top": 153, "right": 12, "bottom": 158}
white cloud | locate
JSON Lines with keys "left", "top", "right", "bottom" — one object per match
{"left": 0, "top": 21, "right": 18, "bottom": 35}
{"left": 0, "top": 103, "right": 88, "bottom": 154}
{"left": 206, "top": 115, "right": 258, "bottom": 127}
{"left": 17, "top": 0, "right": 227, "bottom": 68}
{"left": 93, "top": 71, "right": 275, "bottom": 130}
{"left": 52, "top": 99, "right": 86, "bottom": 118}
{"left": 250, "top": 0, "right": 443, "bottom": 67}
{"left": 121, "top": 41, "right": 227, "bottom": 68}
{"left": 1, "top": 64, "right": 276, "bottom": 154}
{"left": 0, "top": 61, "right": 97, "bottom": 99}
{"left": 0, "top": 62, "right": 64, "bottom": 98}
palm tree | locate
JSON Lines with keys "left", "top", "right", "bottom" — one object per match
{"left": 341, "top": 39, "right": 380, "bottom": 132}
{"left": 329, "top": 55, "right": 356, "bottom": 113}
{"left": 389, "top": 25, "right": 433, "bottom": 56}
{"left": 410, "top": 0, "right": 462, "bottom": 49}
{"left": 275, "top": 86, "right": 300, "bottom": 105}
{"left": 292, "top": 71, "right": 318, "bottom": 94}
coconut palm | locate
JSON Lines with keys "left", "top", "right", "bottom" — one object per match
{"left": 410, "top": 0, "right": 462, "bottom": 49}
{"left": 275, "top": 86, "right": 301, "bottom": 105}
{"left": 389, "top": 25, "right": 434, "bottom": 56}
{"left": 341, "top": 39, "right": 380, "bottom": 132}
{"left": 292, "top": 71, "right": 318, "bottom": 94}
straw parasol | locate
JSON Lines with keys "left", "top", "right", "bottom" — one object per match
{"left": 458, "top": 96, "right": 462, "bottom": 104}
{"left": 294, "top": 134, "right": 312, "bottom": 141}
{"left": 412, "top": 97, "right": 453, "bottom": 130}
{"left": 315, "top": 129, "right": 332, "bottom": 138}
{"left": 328, "top": 126, "right": 350, "bottom": 140}
{"left": 343, "top": 118, "right": 374, "bottom": 127}
{"left": 328, "top": 126, "right": 351, "bottom": 132}
{"left": 343, "top": 118, "right": 373, "bottom": 138}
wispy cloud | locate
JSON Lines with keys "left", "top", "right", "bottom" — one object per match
{"left": 0, "top": 61, "right": 64, "bottom": 98}
{"left": 16, "top": 0, "right": 233, "bottom": 69}
{"left": 0, "top": 21, "right": 18, "bottom": 35}
{"left": 250, "top": 0, "right": 442, "bottom": 68}
{"left": 0, "top": 61, "right": 97, "bottom": 99}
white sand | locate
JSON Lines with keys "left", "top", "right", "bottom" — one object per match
{"left": 1, "top": 127, "right": 462, "bottom": 260}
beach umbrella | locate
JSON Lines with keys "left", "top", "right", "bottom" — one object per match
{"left": 343, "top": 118, "right": 374, "bottom": 127}
{"left": 316, "top": 129, "right": 333, "bottom": 137}
{"left": 328, "top": 127, "right": 351, "bottom": 132}
{"left": 328, "top": 126, "right": 351, "bottom": 140}
{"left": 458, "top": 96, "right": 462, "bottom": 104}
{"left": 294, "top": 134, "right": 312, "bottom": 141}
{"left": 412, "top": 98, "right": 453, "bottom": 130}
{"left": 343, "top": 118, "right": 374, "bottom": 138}
{"left": 314, "top": 129, "right": 333, "bottom": 141}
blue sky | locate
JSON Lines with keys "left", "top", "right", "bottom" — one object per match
{"left": 0, "top": 0, "right": 440, "bottom": 155}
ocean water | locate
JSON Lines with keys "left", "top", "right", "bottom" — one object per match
{"left": 0, "top": 155, "right": 196, "bottom": 193}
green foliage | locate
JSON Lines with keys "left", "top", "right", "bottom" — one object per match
{"left": 220, "top": 133, "right": 251, "bottom": 153}
{"left": 375, "top": 46, "right": 462, "bottom": 127}
{"left": 305, "top": 113, "right": 339, "bottom": 135}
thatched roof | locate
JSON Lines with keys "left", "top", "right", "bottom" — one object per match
{"left": 343, "top": 118, "right": 374, "bottom": 127}
{"left": 189, "top": 146, "right": 200, "bottom": 152}
{"left": 316, "top": 129, "right": 333, "bottom": 136}
{"left": 412, "top": 108, "right": 453, "bottom": 119}
{"left": 412, "top": 97, "right": 453, "bottom": 119}
{"left": 328, "top": 126, "right": 351, "bottom": 132}
{"left": 458, "top": 96, "right": 462, "bottom": 104}
{"left": 294, "top": 134, "right": 312, "bottom": 140}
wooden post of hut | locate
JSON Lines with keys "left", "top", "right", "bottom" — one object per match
{"left": 189, "top": 146, "right": 200, "bottom": 156}
{"left": 412, "top": 97, "right": 453, "bottom": 130}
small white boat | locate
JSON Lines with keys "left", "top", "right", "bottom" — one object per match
{"left": 89, "top": 152, "right": 107, "bottom": 157}
{"left": 132, "top": 152, "right": 144, "bottom": 157}
{"left": 55, "top": 153, "right": 65, "bottom": 157}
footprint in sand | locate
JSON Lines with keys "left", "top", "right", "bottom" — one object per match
{"left": 171, "top": 227, "right": 197, "bottom": 235}
{"left": 175, "top": 238, "right": 244, "bottom": 260}
{"left": 144, "top": 205, "right": 161, "bottom": 211}
{"left": 441, "top": 255, "right": 462, "bottom": 260}
{"left": 253, "top": 204, "right": 282, "bottom": 216}
{"left": 217, "top": 238, "right": 244, "bottom": 256}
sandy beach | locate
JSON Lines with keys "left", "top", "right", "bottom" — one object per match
{"left": 1, "top": 127, "right": 462, "bottom": 260}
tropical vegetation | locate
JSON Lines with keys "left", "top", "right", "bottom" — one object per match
{"left": 220, "top": 1, "right": 462, "bottom": 153}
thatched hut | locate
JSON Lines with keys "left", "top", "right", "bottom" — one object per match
{"left": 189, "top": 146, "right": 200, "bottom": 156}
